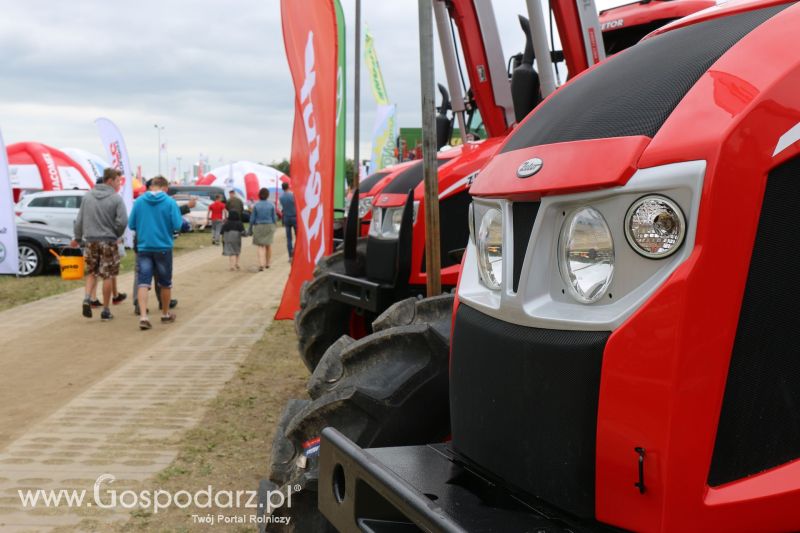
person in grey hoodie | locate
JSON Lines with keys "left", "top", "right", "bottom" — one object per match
{"left": 71, "top": 168, "right": 128, "bottom": 321}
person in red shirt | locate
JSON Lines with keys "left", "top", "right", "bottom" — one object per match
{"left": 207, "top": 194, "right": 227, "bottom": 245}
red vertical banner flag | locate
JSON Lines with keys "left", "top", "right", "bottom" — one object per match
{"left": 275, "top": 0, "right": 338, "bottom": 319}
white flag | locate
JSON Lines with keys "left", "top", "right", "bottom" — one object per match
{"left": 0, "top": 128, "right": 20, "bottom": 275}
{"left": 95, "top": 118, "right": 134, "bottom": 247}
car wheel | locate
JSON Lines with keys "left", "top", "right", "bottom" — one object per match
{"left": 18, "top": 243, "right": 44, "bottom": 277}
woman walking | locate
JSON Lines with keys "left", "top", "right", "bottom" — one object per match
{"left": 249, "top": 188, "right": 277, "bottom": 270}
{"left": 221, "top": 210, "right": 246, "bottom": 271}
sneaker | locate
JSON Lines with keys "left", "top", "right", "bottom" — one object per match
{"left": 82, "top": 300, "right": 92, "bottom": 318}
{"left": 90, "top": 299, "right": 102, "bottom": 308}
{"left": 139, "top": 319, "right": 152, "bottom": 330}
{"left": 160, "top": 313, "right": 177, "bottom": 324}
{"left": 112, "top": 292, "right": 127, "bottom": 305}
{"left": 101, "top": 309, "right": 114, "bottom": 321}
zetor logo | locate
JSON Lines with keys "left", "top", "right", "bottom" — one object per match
{"left": 299, "top": 30, "right": 326, "bottom": 265}
{"left": 601, "top": 18, "right": 624, "bottom": 30}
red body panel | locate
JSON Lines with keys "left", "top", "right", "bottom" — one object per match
{"left": 468, "top": 136, "right": 650, "bottom": 201}
{"left": 447, "top": 1, "right": 510, "bottom": 137}
{"left": 599, "top": 0, "right": 715, "bottom": 28}
{"left": 469, "top": 3, "right": 800, "bottom": 530}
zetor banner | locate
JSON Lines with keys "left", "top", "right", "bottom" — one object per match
{"left": 0, "top": 128, "right": 19, "bottom": 275}
{"left": 275, "top": 0, "right": 339, "bottom": 319}
{"left": 95, "top": 118, "right": 135, "bottom": 247}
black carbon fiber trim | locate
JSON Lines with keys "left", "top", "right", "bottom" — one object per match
{"left": 381, "top": 158, "right": 447, "bottom": 195}
{"left": 709, "top": 156, "right": 800, "bottom": 486}
{"left": 501, "top": 4, "right": 790, "bottom": 153}
{"left": 358, "top": 171, "right": 389, "bottom": 195}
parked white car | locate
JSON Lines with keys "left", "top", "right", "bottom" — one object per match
{"left": 14, "top": 190, "right": 88, "bottom": 237}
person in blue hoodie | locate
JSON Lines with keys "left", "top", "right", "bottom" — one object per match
{"left": 128, "top": 176, "right": 183, "bottom": 330}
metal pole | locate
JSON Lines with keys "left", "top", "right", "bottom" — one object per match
{"left": 353, "top": 0, "right": 362, "bottom": 189}
{"left": 525, "top": 0, "right": 557, "bottom": 97}
{"left": 154, "top": 124, "right": 164, "bottom": 175}
{"left": 419, "top": 0, "right": 441, "bottom": 296}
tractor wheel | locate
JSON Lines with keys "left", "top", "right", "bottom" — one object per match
{"left": 266, "top": 294, "right": 453, "bottom": 531}
{"left": 295, "top": 238, "right": 367, "bottom": 372}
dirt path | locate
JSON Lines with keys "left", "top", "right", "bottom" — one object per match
{"left": 0, "top": 233, "right": 294, "bottom": 531}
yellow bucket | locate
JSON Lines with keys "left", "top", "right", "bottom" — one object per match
{"left": 49, "top": 248, "right": 85, "bottom": 281}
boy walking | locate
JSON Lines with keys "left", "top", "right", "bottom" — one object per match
{"left": 71, "top": 168, "right": 127, "bottom": 321}
{"left": 128, "top": 176, "right": 183, "bottom": 330}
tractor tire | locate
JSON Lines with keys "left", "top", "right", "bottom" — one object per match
{"left": 266, "top": 294, "right": 453, "bottom": 531}
{"left": 308, "top": 293, "right": 454, "bottom": 400}
{"left": 295, "top": 238, "right": 367, "bottom": 372}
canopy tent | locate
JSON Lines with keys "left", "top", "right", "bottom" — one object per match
{"left": 61, "top": 147, "right": 108, "bottom": 183}
{"left": 8, "top": 142, "right": 94, "bottom": 202}
{"left": 196, "top": 161, "right": 290, "bottom": 202}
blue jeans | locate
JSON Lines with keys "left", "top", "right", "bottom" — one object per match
{"left": 137, "top": 250, "right": 174, "bottom": 289}
{"left": 284, "top": 216, "right": 297, "bottom": 257}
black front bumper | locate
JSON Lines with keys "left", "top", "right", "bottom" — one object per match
{"left": 318, "top": 428, "right": 605, "bottom": 532}
{"left": 328, "top": 272, "right": 396, "bottom": 314}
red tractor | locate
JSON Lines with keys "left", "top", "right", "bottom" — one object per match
{"left": 314, "top": 0, "right": 800, "bottom": 531}
{"left": 262, "top": 0, "right": 716, "bottom": 530}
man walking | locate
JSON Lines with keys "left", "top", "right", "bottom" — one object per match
{"left": 128, "top": 176, "right": 183, "bottom": 330}
{"left": 279, "top": 182, "right": 297, "bottom": 260}
{"left": 207, "top": 194, "right": 226, "bottom": 245}
{"left": 72, "top": 168, "right": 127, "bottom": 321}
{"left": 225, "top": 189, "right": 244, "bottom": 218}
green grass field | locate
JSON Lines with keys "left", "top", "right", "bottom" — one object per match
{"left": 0, "top": 231, "right": 210, "bottom": 313}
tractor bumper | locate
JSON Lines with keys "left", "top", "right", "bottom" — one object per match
{"left": 328, "top": 272, "right": 394, "bottom": 314}
{"left": 318, "top": 428, "right": 594, "bottom": 532}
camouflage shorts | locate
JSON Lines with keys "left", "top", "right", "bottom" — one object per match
{"left": 83, "top": 241, "right": 120, "bottom": 279}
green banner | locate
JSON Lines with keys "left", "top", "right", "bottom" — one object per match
{"left": 333, "top": 0, "right": 346, "bottom": 209}
{"left": 365, "top": 29, "right": 390, "bottom": 106}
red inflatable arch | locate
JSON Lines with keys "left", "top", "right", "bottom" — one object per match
{"left": 8, "top": 142, "right": 94, "bottom": 202}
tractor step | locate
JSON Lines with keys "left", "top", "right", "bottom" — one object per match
{"left": 328, "top": 272, "right": 394, "bottom": 313}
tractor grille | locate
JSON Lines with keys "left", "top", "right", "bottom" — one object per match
{"left": 709, "top": 155, "right": 800, "bottom": 486}
{"left": 450, "top": 304, "right": 609, "bottom": 518}
{"left": 512, "top": 202, "right": 540, "bottom": 292}
{"left": 366, "top": 236, "right": 398, "bottom": 284}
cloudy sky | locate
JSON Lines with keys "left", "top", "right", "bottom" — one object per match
{"left": 0, "top": 0, "right": 620, "bottom": 178}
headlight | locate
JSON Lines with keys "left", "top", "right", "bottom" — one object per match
{"left": 369, "top": 206, "right": 405, "bottom": 239}
{"left": 477, "top": 208, "right": 503, "bottom": 290}
{"left": 358, "top": 197, "right": 373, "bottom": 218}
{"left": 368, "top": 207, "right": 382, "bottom": 237}
{"left": 559, "top": 207, "right": 614, "bottom": 303}
{"left": 624, "top": 195, "right": 685, "bottom": 259}
{"left": 45, "top": 236, "right": 71, "bottom": 246}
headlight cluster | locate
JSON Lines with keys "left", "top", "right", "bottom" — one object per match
{"left": 45, "top": 236, "right": 71, "bottom": 246}
{"left": 358, "top": 197, "right": 373, "bottom": 218}
{"left": 470, "top": 194, "right": 686, "bottom": 301}
{"left": 369, "top": 206, "right": 404, "bottom": 239}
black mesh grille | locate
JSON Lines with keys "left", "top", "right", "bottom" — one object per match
{"left": 709, "top": 156, "right": 800, "bottom": 486}
{"left": 512, "top": 202, "right": 540, "bottom": 292}
{"left": 501, "top": 4, "right": 790, "bottom": 153}
{"left": 451, "top": 305, "right": 609, "bottom": 518}
{"left": 366, "top": 236, "right": 398, "bottom": 284}
{"left": 381, "top": 158, "right": 447, "bottom": 195}
{"left": 358, "top": 171, "right": 389, "bottom": 195}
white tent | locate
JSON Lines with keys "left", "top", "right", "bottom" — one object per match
{"left": 62, "top": 148, "right": 109, "bottom": 184}
{"left": 197, "top": 161, "right": 289, "bottom": 203}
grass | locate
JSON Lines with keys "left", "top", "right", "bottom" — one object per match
{"left": 62, "top": 319, "right": 308, "bottom": 532}
{"left": 0, "top": 231, "right": 211, "bottom": 313}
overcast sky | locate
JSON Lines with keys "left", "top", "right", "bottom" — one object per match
{"left": 0, "top": 0, "right": 621, "bottom": 177}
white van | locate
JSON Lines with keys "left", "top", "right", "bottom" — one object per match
{"left": 15, "top": 190, "right": 88, "bottom": 237}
